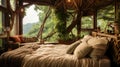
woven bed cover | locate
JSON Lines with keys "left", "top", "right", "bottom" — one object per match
{"left": 0, "top": 43, "right": 110, "bottom": 67}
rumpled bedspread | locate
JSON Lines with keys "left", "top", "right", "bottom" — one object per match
{"left": 0, "top": 44, "right": 110, "bottom": 67}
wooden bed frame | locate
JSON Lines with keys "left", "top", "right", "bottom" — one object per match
{"left": 92, "top": 31, "right": 120, "bottom": 67}
{"left": 92, "top": 31, "right": 120, "bottom": 46}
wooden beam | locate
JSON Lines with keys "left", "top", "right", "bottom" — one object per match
{"left": 115, "top": 0, "right": 120, "bottom": 21}
{"left": 22, "top": 0, "right": 114, "bottom": 10}
{"left": 115, "top": 0, "right": 118, "bottom": 21}
{"left": 77, "top": 11, "right": 82, "bottom": 38}
{"left": 15, "top": 3, "right": 32, "bottom": 13}
{"left": 23, "top": 0, "right": 53, "bottom": 6}
{"left": 92, "top": 32, "right": 118, "bottom": 39}
{"left": 0, "top": 6, "right": 8, "bottom": 13}
{"left": 93, "top": 10, "right": 97, "bottom": 29}
{"left": 18, "top": 0, "right": 23, "bottom": 35}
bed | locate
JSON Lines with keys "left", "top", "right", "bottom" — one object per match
{"left": 0, "top": 34, "right": 111, "bottom": 67}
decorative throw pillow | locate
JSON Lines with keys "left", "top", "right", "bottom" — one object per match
{"left": 18, "top": 35, "right": 24, "bottom": 43}
{"left": 87, "top": 37, "right": 108, "bottom": 59}
{"left": 74, "top": 42, "right": 92, "bottom": 59}
{"left": 66, "top": 40, "right": 81, "bottom": 54}
{"left": 10, "top": 35, "right": 21, "bottom": 42}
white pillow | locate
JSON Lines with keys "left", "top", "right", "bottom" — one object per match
{"left": 74, "top": 42, "right": 92, "bottom": 59}
{"left": 81, "top": 35, "right": 93, "bottom": 42}
{"left": 90, "top": 48, "right": 106, "bottom": 58}
{"left": 88, "top": 37, "right": 108, "bottom": 46}
{"left": 88, "top": 37, "right": 108, "bottom": 59}
{"left": 66, "top": 40, "right": 81, "bottom": 54}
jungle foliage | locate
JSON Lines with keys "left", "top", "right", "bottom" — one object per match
{"left": 23, "top": 4, "right": 115, "bottom": 42}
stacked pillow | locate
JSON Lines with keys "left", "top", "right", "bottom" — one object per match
{"left": 74, "top": 41, "right": 92, "bottom": 59}
{"left": 87, "top": 37, "right": 108, "bottom": 60}
{"left": 66, "top": 35, "right": 93, "bottom": 59}
{"left": 66, "top": 35, "right": 109, "bottom": 60}
{"left": 66, "top": 40, "right": 81, "bottom": 54}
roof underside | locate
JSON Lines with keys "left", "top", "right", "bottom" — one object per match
{"left": 22, "top": 0, "right": 114, "bottom": 15}
{"left": 23, "top": 0, "right": 114, "bottom": 10}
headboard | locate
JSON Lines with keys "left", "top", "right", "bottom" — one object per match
{"left": 92, "top": 31, "right": 120, "bottom": 67}
{"left": 92, "top": 32, "right": 120, "bottom": 45}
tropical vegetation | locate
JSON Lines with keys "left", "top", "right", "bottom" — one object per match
{"left": 23, "top": 4, "right": 114, "bottom": 42}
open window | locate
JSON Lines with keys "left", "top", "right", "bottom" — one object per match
{"left": 81, "top": 16, "right": 94, "bottom": 29}
{"left": 80, "top": 16, "right": 94, "bottom": 37}
{"left": 97, "top": 5, "right": 115, "bottom": 32}
{"left": 23, "top": 5, "right": 40, "bottom": 37}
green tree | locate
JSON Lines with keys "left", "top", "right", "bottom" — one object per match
{"left": 97, "top": 5, "right": 114, "bottom": 31}
{"left": 25, "top": 4, "right": 115, "bottom": 42}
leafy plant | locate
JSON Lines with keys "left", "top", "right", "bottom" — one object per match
{"left": 54, "top": 6, "right": 72, "bottom": 41}
{"left": 23, "top": 4, "right": 115, "bottom": 43}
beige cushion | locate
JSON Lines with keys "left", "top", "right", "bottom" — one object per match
{"left": 88, "top": 37, "right": 108, "bottom": 46}
{"left": 88, "top": 37, "right": 108, "bottom": 59}
{"left": 81, "top": 35, "right": 93, "bottom": 42}
{"left": 66, "top": 40, "right": 81, "bottom": 54}
{"left": 74, "top": 42, "right": 92, "bottom": 59}
{"left": 90, "top": 48, "right": 106, "bottom": 57}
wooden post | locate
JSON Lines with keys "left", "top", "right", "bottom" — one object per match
{"left": 115, "top": 0, "right": 120, "bottom": 21}
{"left": 77, "top": 11, "right": 82, "bottom": 38}
{"left": 115, "top": 0, "right": 120, "bottom": 35}
{"left": 18, "top": 0, "right": 23, "bottom": 35}
{"left": 1, "top": 0, "right": 9, "bottom": 51}
{"left": 93, "top": 10, "right": 97, "bottom": 30}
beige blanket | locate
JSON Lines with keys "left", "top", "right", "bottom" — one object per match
{"left": 0, "top": 44, "right": 110, "bottom": 67}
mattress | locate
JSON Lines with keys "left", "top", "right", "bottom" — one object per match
{"left": 0, "top": 43, "right": 110, "bottom": 67}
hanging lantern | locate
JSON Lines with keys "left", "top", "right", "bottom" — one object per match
{"left": 21, "top": 8, "right": 24, "bottom": 12}
{"left": 67, "top": 0, "right": 71, "bottom": 3}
